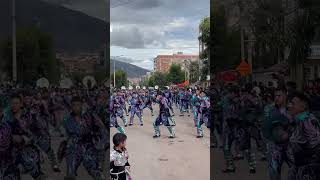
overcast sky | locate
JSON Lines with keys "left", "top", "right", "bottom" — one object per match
{"left": 42, "top": 0, "right": 109, "bottom": 21}
{"left": 42, "top": 0, "right": 209, "bottom": 71}
{"left": 111, "top": 0, "right": 209, "bottom": 70}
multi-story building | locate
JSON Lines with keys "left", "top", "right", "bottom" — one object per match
{"left": 56, "top": 52, "right": 103, "bottom": 77}
{"left": 153, "top": 52, "right": 199, "bottom": 72}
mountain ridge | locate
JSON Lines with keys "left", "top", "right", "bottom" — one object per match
{"left": 110, "top": 59, "right": 150, "bottom": 78}
{"left": 0, "top": 0, "right": 107, "bottom": 52}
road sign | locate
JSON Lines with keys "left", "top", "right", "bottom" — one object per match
{"left": 236, "top": 60, "right": 252, "bottom": 76}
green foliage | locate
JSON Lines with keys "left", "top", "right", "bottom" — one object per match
{"left": 143, "top": 68, "right": 187, "bottom": 88}
{"left": 200, "top": 17, "right": 210, "bottom": 45}
{"left": 199, "top": 16, "right": 210, "bottom": 72}
{"left": 142, "top": 72, "right": 168, "bottom": 88}
{"left": 93, "top": 67, "right": 107, "bottom": 84}
{"left": 112, "top": 70, "right": 128, "bottom": 88}
{"left": 152, "top": 72, "right": 168, "bottom": 88}
{"left": 189, "top": 61, "right": 200, "bottom": 83}
{"left": 212, "top": 5, "right": 241, "bottom": 72}
{"left": 167, "top": 64, "right": 185, "bottom": 84}
{"left": 1, "top": 26, "right": 60, "bottom": 84}
{"left": 249, "top": 0, "right": 287, "bottom": 68}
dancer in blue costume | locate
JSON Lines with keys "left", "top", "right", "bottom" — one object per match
{"left": 129, "top": 91, "right": 143, "bottom": 126}
{"left": 262, "top": 87, "right": 291, "bottom": 180}
{"left": 191, "top": 89, "right": 201, "bottom": 127}
{"left": 4, "top": 94, "right": 47, "bottom": 180}
{"left": 153, "top": 91, "right": 176, "bottom": 138}
{"left": 286, "top": 93, "right": 320, "bottom": 180}
{"left": 143, "top": 90, "right": 154, "bottom": 116}
{"left": 0, "top": 101, "right": 20, "bottom": 180}
{"left": 110, "top": 92, "right": 126, "bottom": 133}
{"left": 196, "top": 90, "right": 210, "bottom": 138}
{"left": 61, "top": 96, "right": 107, "bottom": 180}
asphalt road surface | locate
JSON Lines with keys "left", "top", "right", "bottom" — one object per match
{"left": 110, "top": 106, "right": 210, "bottom": 180}
{"left": 211, "top": 134, "right": 289, "bottom": 180}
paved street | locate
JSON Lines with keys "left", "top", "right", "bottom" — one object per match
{"left": 211, "top": 135, "right": 289, "bottom": 180}
{"left": 110, "top": 106, "right": 210, "bottom": 180}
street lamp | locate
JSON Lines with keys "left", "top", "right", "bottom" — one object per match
{"left": 12, "top": 0, "right": 17, "bottom": 82}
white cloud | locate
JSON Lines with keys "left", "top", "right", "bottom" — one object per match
{"left": 111, "top": 0, "right": 209, "bottom": 69}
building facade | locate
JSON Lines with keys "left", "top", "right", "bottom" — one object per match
{"left": 154, "top": 52, "right": 199, "bottom": 72}
{"left": 56, "top": 52, "right": 103, "bottom": 77}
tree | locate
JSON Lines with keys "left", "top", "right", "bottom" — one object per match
{"left": 93, "top": 67, "right": 107, "bottom": 84}
{"left": 111, "top": 70, "right": 128, "bottom": 88}
{"left": 199, "top": 16, "right": 210, "bottom": 81}
{"left": 199, "top": 16, "right": 210, "bottom": 59}
{"left": 286, "top": 0, "right": 320, "bottom": 90}
{"left": 212, "top": 5, "right": 241, "bottom": 72}
{"left": 248, "top": 0, "right": 288, "bottom": 69}
{"left": 189, "top": 61, "right": 200, "bottom": 83}
{"left": 167, "top": 64, "right": 185, "bottom": 84}
{"left": 152, "top": 72, "right": 168, "bottom": 88}
{"left": 1, "top": 26, "right": 60, "bottom": 84}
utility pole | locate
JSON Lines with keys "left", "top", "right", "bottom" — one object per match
{"left": 239, "top": 0, "right": 245, "bottom": 61}
{"left": 240, "top": 28, "right": 245, "bottom": 61}
{"left": 113, "top": 59, "right": 116, "bottom": 88}
{"left": 12, "top": 0, "right": 17, "bottom": 82}
{"left": 239, "top": 0, "right": 252, "bottom": 83}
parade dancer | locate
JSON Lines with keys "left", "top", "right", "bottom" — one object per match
{"left": 153, "top": 91, "right": 176, "bottom": 138}
{"left": 262, "top": 87, "right": 291, "bottom": 180}
{"left": 186, "top": 89, "right": 192, "bottom": 114}
{"left": 110, "top": 93, "right": 126, "bottom": 134}
{"left": 191, "top": 89, "right": 201, "bottom": 127}
{"left": 121, "top": 90, "right": 129, "bottom": 116}
{"left": 126, "top": 90, "right": 132, "bottom": 116}
{"left": 221, "top": 88, "right": 256, "bottom": 174}
{"left": 287, "top": 93, "right": 320, "bottom": 180}
{"left": 143, "top": 91, "right": 154, "bottom": 116}
{"left": 178, "top": 89, "right": 185, "bottom": 115}
{"left": 117, "top": 91, "right": 128, "bottom": 126}
{"left": 49, "top": 90, "right": 67, "bottom": 137}
{"left": 165, "top": 89, "right": 175, "bottom": 116}
{"left": 4, "top": 94, "right": 47, "bottom": 180}
{"left": 196, "top": 90, "right": 210, "bottom": 138}
{"left": 61, "top": 96, "right": 107, "bottom": 180}
{"left": 249, "top": 89, "right": 267, "bottom": 161}
{"left": 211, "top": 87, "right": 224, "bottom": 148}
{"left": 110, "top": 133, "right": 132, "bottom": 180}
{"left": 129, "top": 92, "right": 144, "bottom": 126}
{"left": 25, "top": 92, "right": 61, "bottom": 172}
{"left": 0, "top": 103, "right": 20, "bottom": 180}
